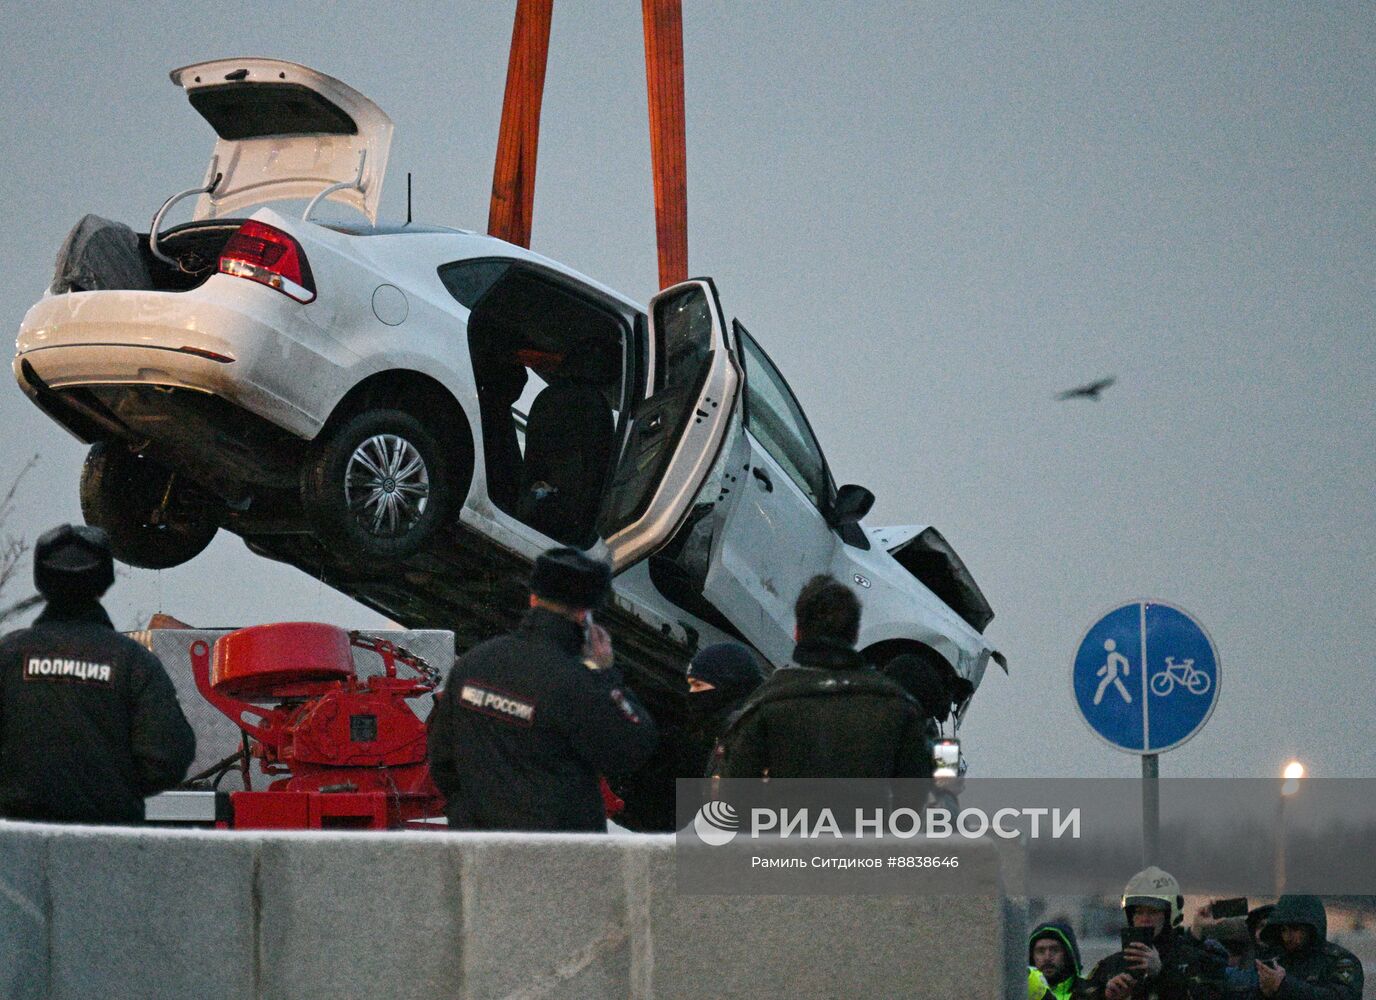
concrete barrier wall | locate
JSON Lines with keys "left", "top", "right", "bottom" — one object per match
{"left": 0, "top": 822, "right": 1026, "bottom": 999}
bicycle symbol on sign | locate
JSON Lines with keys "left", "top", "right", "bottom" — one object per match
{"left": 1150, "top": 656, "right": 1212, "bottom": 697}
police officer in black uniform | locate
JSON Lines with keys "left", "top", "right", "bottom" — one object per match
{"left": 0, "top": 524, "right": 196, "bottom": 823}
{"left": 427, "top": 547, "right": 658, "bottom": 831}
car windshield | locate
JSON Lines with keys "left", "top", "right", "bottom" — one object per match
{"left": 737, "top": 328, "right": 829, "bottom": 508}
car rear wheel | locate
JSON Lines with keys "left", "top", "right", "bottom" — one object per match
{"left": 300, "top": 409, "right": 451, "bottom": 562}
{"left": 79, "top": 442, "right": 219, "bottom": 569}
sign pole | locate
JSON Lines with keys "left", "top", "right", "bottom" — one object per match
{"left": 1142, "top": 752, "right": 1160, "bottom": 865}
{"left": 1074, "top": 600, "right": 1218, "bottom": 870}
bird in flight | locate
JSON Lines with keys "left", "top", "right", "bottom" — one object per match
{"left": 1056, "top": 376, "right": 1116, "bottom": 401}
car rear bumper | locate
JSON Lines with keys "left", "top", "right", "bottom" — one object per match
{"left": 14, "top": 280, "right": 349, "bottom": 439}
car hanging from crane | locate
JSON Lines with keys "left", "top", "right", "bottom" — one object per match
{"left": 13, "top": 3, "right": 1003, "bottom": 827}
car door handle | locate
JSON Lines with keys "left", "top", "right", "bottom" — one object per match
{"left": 751, "top": 467, "right": 773, "bottom": 492}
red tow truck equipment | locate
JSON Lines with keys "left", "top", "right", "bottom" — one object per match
{"left": 187, "top": 621, "right": 444, "bottom": 829}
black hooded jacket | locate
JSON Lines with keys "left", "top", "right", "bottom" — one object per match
{"left": 1257, "top": 895, "right": 1363, "bottom": 1000}
{"left": 711, "top": 637, "right": 933, "bottom": 779}
{"left": 0, "top": 602, "right": 196, "bottom": 823}
{"left": 1079, "top": 926, "right": 1226, "bottom": 1000}
{"left": 612, "top": 685, "right": 758, "bottom": 832}
{"left": 427, "top": 608, "right": 658, "bottom": 831}
{"left": 1030, "top": 920, "right": 1087, "bottom": 998}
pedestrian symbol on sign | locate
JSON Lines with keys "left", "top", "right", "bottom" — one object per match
{"left": 1094, "top": 638, "right": 1133, "bottom": 705}
{"left": 1072, "top": 601, "right": 1220, "bottom": 755}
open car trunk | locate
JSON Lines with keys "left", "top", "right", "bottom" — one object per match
{"left": 170, "top": 58, "right": 393, "bottom": 224}
{"left": 51, "top": 214, "right": 245, "bottom": 294}
{"left": 50, "top": 58, "right": 396, "bottom": 297}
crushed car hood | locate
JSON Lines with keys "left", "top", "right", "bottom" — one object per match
{"left": 868, "top": 524, "right": 996, "bottom": 635}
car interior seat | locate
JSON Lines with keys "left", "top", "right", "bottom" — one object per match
{"left": 474, "top": 360, "right": 528, "bottom": 515}
{"left": 516, "top": 339, "right": 618, "bottom": 546}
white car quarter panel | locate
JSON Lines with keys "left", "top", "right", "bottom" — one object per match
{"left": 16, "top": 210, "right": 637, "bottom": 457}
{"left": 16, "top": 276, "right": 356, "bottom": 438}
{"left": 237, "top": 214, "right": 487, "bottom": 430}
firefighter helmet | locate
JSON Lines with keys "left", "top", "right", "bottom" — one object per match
{"left": 1121, "top": 865, "right": 1184, "bottom": 927}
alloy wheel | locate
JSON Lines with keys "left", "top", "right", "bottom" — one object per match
{"left": 344, "top": 433, "right": 430, "bottom": 538}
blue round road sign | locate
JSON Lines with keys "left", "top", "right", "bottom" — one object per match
{"left": 1072, "top": 601, "right": 1220, "bottom": 754}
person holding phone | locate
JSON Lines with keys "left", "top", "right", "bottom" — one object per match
{"left": 427, "top": 547, "right": 658, "bottom": 831}
{"left": 1187, "top": 898, "right": 1262, "bottom": 992}
{"left": 1079, "top": 866, "right": 1225, "bottom": 999}
{"left": 1254, "top": 895, "right": 1362, "bottom": 999}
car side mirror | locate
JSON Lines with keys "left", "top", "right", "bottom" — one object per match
{"left": 828, "top": 484, "right": 874, "bottom": 527}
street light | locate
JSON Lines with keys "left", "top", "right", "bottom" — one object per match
{"left": 1275, "top": 759, "right": 1305, "bottom": 893}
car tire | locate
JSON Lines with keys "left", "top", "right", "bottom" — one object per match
{"left": 79, "top": 442, "right": 219, "bottom": 569}
{"left": 300, "top": 408, "right": 451, "bottom": 563}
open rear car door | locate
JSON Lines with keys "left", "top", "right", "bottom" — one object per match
{"left": 169, "top": 58, "right": 393, "bottom": 223}
{"left": 600, "top": 279, "right": 740, "bottom": 571}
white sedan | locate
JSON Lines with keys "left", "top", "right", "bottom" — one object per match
{"left": 14, "top": 58, "right": 1003, "bottom": 730}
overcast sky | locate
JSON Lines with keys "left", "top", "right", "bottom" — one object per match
{"left": 1, "top": 3, "right": 1371, "bottom": 779}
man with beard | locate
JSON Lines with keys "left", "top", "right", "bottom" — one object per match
{"left": 1079, "top": 866, "right": 1225, "bottom": 999}
{"left": 1030, "top": 920, "right": 1087, "bottom": 999}
{"left": 1254, "top": 895, "right": 1362, "bottom": 999}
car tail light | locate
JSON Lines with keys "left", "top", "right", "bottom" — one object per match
{"left": 219, "top": 221, "right": 316, "bottom": 303}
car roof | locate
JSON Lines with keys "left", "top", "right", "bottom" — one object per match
{"left": 322, "top": 220, "right": 646, "bottom": 315}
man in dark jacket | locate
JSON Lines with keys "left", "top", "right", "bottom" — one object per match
{"left": 682, "top": 642, "right": 764, "bottom": 777}
{"left": 427, "top": 547, "right": 658, "bottom": 831}
{"left": 613, "top": 641, "right": 764, "bottom": 831}
{"left": 1079, "top": 866, "right": 1226, "bottom": 999}
{"left": 0, "top": 524, "right": 195, "bottom": 824}
{"left": 1031, "top": 920, "right": 1088, "bottom": 1000}
{"left": 1254, "top": 894, "right": 1362, "bottom": 999}
{"left": 712, "top": 575, "right": 932, "bottom": 779}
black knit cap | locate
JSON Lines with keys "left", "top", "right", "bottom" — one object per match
{"left": 34, "top": 523, "right": 115, "bottom": 604}
{"left": 530, "top": 547, "right": 612, "bottom": 609}
{"left": 688, "top": 642, "right": 764, "bottom": 696}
